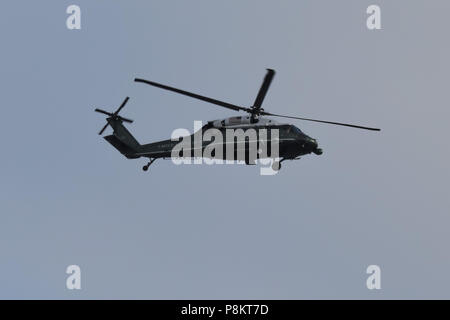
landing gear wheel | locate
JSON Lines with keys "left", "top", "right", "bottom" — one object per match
{"left": 142, "top": 158, "right": 156, "bottom": 172}
{"left": 272, "top": 160, "right": 281, "bottom": 171}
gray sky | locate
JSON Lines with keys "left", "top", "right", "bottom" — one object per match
{"left": 1, "top": 0, "right": 449, "bottom": 299}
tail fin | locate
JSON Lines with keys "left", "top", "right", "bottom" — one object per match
{"left": 104, "top": 118, "right": 141, "bottom": 159}
{"left": 95, "top": 97, "right": 142, "bottom": 158}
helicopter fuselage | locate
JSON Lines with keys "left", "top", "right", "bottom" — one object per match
{"left": 134, "top": 119, "right": 323, "bottom": 162}
{"left": 96, "top": 69, "right": 377, "bottom": 172}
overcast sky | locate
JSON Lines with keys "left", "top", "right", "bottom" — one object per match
{"left": 1, "top": 0, "right": 449, "bottom": 299}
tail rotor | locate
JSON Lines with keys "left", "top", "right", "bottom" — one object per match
{"left": 94, "top": 97, "right": 134, "bottom": 135}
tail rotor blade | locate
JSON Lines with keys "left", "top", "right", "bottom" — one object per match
{"left": 95, "top": 108, "right": 113, "bottom": 116}
{"left": 98, "top": 122, "right": 109, "bottom": 135}
{"left": 114, "top": 96, "right": 129, "bottom": 115}
{"left": 119, "top": 117, "right": 133, "bottom": 123}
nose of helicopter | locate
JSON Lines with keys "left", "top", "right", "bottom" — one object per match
{"left": 309, "top": 138, "right": 318, "bottom": 148}
{"left": 305, "top": 137, "right": 323, "bottom": 155}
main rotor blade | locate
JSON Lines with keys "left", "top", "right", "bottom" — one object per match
{"left": 135, "top": 78, "right": 250, "bottom": 113}
{"left": 114, "top": 96, "right": 129, "bottom": 115}
{"left": 253, "top": 69, "right": 275, "bottom": 110}
{"left": 98, "top": 123, "right": 109, "bottom": 135}
{"left": 95, "top": 108, "right": 113, "bottom": 116}
{"left": 262, "top": 111, "right": 381, "bottom": 131}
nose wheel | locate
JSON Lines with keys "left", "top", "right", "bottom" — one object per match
{"left": 142, "top": 158, "right": 156, "bottom": 171}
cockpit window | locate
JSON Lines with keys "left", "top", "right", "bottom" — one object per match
{"left": 291, "top": 126, "right": 303, "bottom": 135}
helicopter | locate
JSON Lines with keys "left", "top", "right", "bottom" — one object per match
{"left": 94, "top": 69, "right": 380, "bottom": 172}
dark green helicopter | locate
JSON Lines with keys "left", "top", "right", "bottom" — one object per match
{"left": 94, "top": 69, "right": 380, "bottom": 172}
